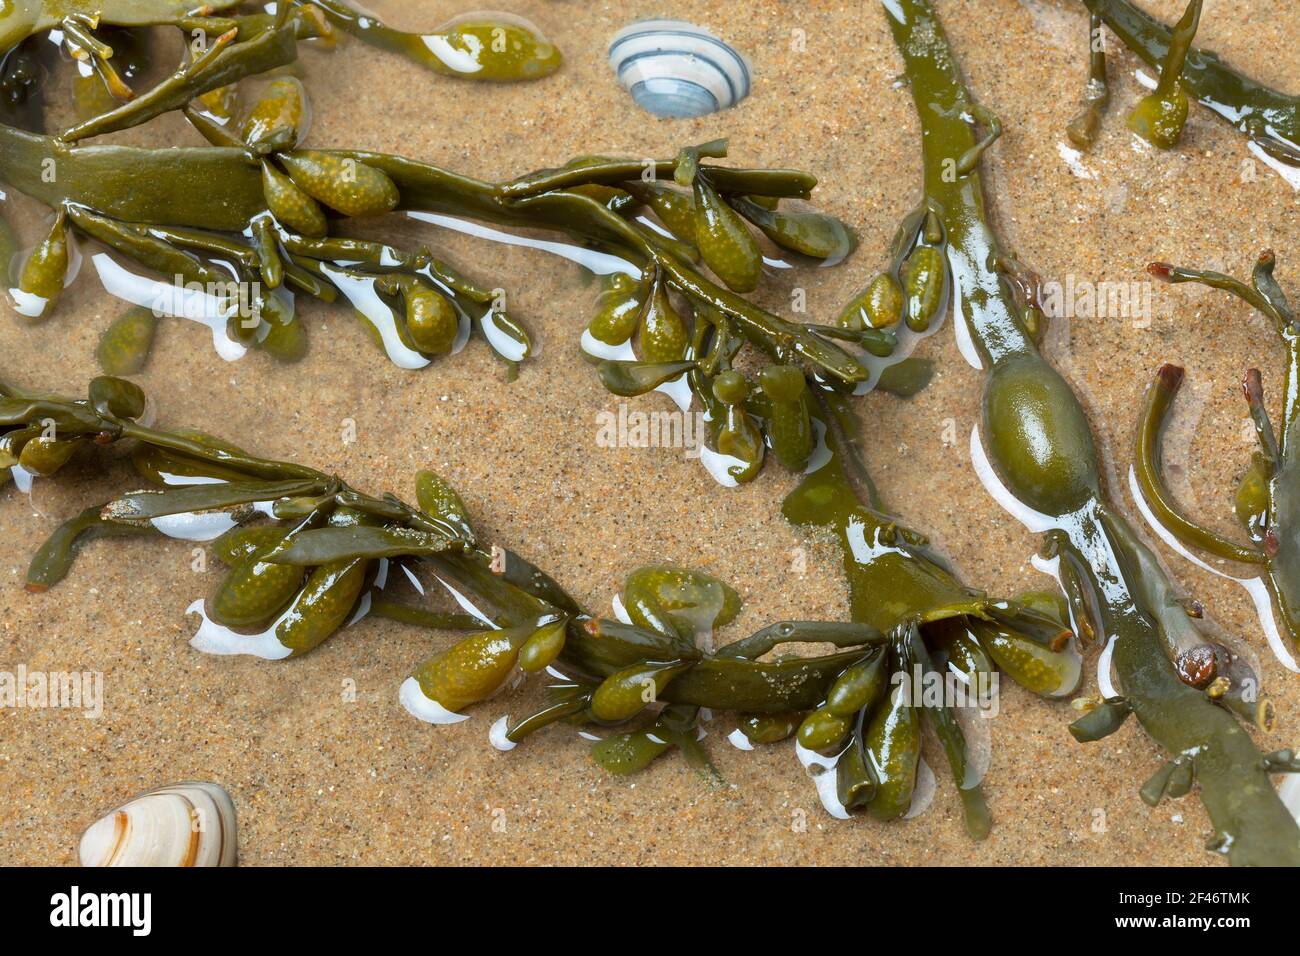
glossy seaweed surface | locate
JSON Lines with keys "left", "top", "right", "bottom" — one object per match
{"left": 4, "top": 0, "right": 1300, "bottom": 866}
{"left": 0, "top": 0, "right": 881, "bottom": 396}
{"left": 887, "top": 0, "right": 1300, "bottom": 864}
{"left": 2, "top": 372, "right": 1091, "bottom": 836}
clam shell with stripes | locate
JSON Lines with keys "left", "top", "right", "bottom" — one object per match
{"left": 78, "top": 782, "right": 237, "bottom": 867}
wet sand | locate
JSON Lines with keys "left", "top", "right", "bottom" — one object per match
{"left": 2, "top": 0, "right": 1299, "bottom": 865}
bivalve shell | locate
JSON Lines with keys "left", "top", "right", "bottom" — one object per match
{"left": 608, "top": 19, "right": 751, "bottom": 118}
{"left": 78, "top": 781, "right": 237, "bottom": 867}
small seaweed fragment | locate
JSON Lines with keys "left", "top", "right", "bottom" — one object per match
{"left": 24, "top": 505, "right": 155, "bottom": 592}
{"left": 1078, "top": 0, "right": 1300, "bottom": 164}
{"left": 1126, "top": 0, "right": 1201, "bottom": 149}
{"left": 1068, "top": 696, "right": 1132, "bottom": 742}
{"left": 303, "top": 0, "right": 561, "bottom": 82}
{"left": 1138, "top": 253, "right": 1300, "bottom": 648}
{"left": 886, "top": 0, "right": 1300, "bottom": 865}
{"left": 3, "top": 371, "right": 1080, "bottom": 837}
{"left": 1066, "top": 13, "right": 1110, "bottom": 149}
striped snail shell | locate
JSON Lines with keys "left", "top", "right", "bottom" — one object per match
{"left": 608, "top": 19, "right": 751, "bottom": 118}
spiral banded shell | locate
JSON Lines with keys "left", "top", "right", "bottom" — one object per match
{"left": 78, "top": 782, "right": 237, "bottom": 867}
{"left": 608, "top": 20, "right": 751, "bottom": 118}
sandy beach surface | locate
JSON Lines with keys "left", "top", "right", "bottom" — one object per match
{"left": 2, "top": 0, "right": 1299, "bottom": 865}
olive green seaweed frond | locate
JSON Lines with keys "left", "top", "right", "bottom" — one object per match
{"left": 2, "top": 371, "right": 1086, "bottom": 839}
{"left": 1076, "top": 0, "right": 1300, "bottom": 163}
{"left": 885, "top": 0, "right": 1300, "bottom": 865}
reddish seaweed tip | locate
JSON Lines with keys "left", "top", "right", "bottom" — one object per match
{"left": 1156, "top": 363, "right": 1185, "bottom": 390}
{"left": 1258, "top": 249, "right": 1276, "bottom": 266}
{"left": 1243, "top": 367, "right": 1265, "bottom": 402}
{"left": 1147, "top": 262, "right": 1175, "bottom": 281}
{"left": 23, "top": 583, "right": 48, "bottom": 594}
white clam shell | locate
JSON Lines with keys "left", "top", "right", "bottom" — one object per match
{"left": 78, "top": 782, "right": 237, "bottom": 867}
{"left": 608, "top": 19, "right": 751, "bottom": 118}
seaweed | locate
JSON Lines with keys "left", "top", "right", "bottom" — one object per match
{"left": 885, "top": 0, "right": 1300, "bottom": 865}
{"left": 0, "top": 6, "right": 864, "bottom": 395}
{"left": 1075, "top": 0, "right": 1299, "bottom": 164}
{"left": 1137, "top": 253, "right": 1300, "bottom": 649}
{"left": 2, "top": 371, "right": 1084, "bottom": 836}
